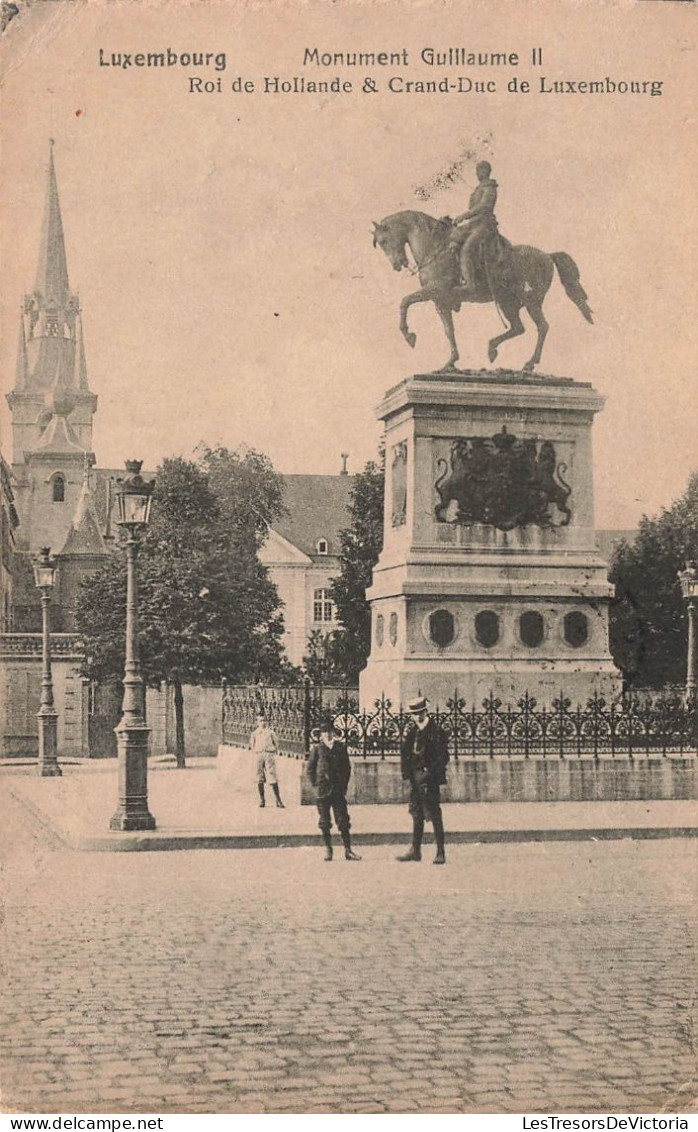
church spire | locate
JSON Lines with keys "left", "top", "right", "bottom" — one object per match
{"left": 35, "top": 140, "right": 70, "bottom": 307}
{"left": 6, "top": 143, "right": 97, "bottom": 468}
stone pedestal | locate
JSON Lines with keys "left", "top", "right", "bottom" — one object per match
{"left": 360, "top": 370, "right": 622, "bottom": 711}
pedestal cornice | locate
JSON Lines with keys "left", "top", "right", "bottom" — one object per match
{"left": 377, "top": 369, "right": 605, "bottom": 423}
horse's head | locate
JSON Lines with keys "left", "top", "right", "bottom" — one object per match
{"left": 372, "top": 218, "right": 409, "bottom": 272}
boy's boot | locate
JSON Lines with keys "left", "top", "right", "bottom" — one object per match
{"left": 272, "top": 783, "right": 285, "bottom": 808}
{"left": 397, "top": 816, "right": 423, "bottom": 861}
{"left": 257, "top": 783, "right": 265, "bottom": 808}
{"left": 341, "top": 829, "right": 361, "bottom": 861}
{"left": 432, "top": 811, "right": 446, "bottom": 865}
{"left": 322, "top": 830, "right": 333, "bottom": 861}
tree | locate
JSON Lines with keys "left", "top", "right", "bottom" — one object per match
{"left": 609, "top": 470, "right": 698, "bottom": 688}
{"left": 302, "top": 629, "right": 346, "bottom": 686}
{"left": 329, "top": 451, "right": 385, "bottom": 683}
{"left": 76, "top": 449, "right": 287, "bottom": 764}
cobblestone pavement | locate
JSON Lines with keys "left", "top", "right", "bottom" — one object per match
{"left": 1, "top": 788, "right": 695, "bottom": 1114}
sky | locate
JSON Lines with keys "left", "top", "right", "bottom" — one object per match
{"left": 1, "top": 0, "right": 696, "bottom": 529}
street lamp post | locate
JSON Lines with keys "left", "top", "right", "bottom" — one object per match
{"left": 109, "top": 460, "right": 156, "bottom": 831}
{"left": 33, "top": 547, "right": 61, "bottom": 777}
{"left": 678, "top": 562, "right": 697, "bottom": 706}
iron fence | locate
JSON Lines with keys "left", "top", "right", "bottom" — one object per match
{"left": 221, "top": 682, "right": 696, "bottom": 760}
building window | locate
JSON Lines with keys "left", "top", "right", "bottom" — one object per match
{"left": 316, "top": 539, "right": 328, "bottom": 556}
{"left": 52, "top": 474, "right": 65, "bottom": 503}
{"left": 564, "top": 611, "right": 589, "bottom": 648}
{"left": 429, "top": 609, "right": 455, "bottom": 648}
{"left": 313, "top": 588, "right": 334, "bottom": 623}
{"left": 520, "top": 611, "right": 545, "bottom": 648}
{"left": 475, "top": 610, "right": 500, "bottom": 648}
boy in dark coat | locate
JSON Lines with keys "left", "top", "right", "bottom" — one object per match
{"left": 307, "top": 713, "right": 361, "bottom": 862}
{"left": 398, "top": 696, "right": 448, "bottom": 864}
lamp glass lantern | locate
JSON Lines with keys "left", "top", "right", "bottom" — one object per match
{"left": 679, "top": 562, "right": 698, "bottom": 602}
{"left": 33, "top": 547, "right": 56, "bottom": 590}
{"left": 115, "top": 460, "right": 155, "bottom": 532}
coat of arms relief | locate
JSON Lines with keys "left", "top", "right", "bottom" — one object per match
{"left": 434, "top": 426, "right": 572, "bottom": 531}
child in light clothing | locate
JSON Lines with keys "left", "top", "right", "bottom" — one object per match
{"left": 250, "top": 711, "right": 284, "bottom": 808}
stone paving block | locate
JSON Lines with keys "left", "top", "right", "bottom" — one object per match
{"left": 1, "top": 791, "right": 695, "bottom": 1116}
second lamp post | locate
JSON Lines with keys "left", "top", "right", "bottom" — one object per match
{"left": 33, "top": 547, "right": 61, "bottom": 778}
{"left": 109, "top": 460, "right": 156, "bottom": 831}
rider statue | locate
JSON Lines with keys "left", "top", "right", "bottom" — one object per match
{"left": 449, "top": 160, "right": 501, "bottom": 292}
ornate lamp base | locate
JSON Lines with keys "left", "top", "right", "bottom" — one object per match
{"left": 38, "top": 709, "right": 62, "bottom": 777}
{"left": 109, "top": 721, "right": 156, "bottom": 831}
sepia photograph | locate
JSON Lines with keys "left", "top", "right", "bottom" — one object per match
{"left": 0, "top": 0, "right": 696, "bottom": 1120}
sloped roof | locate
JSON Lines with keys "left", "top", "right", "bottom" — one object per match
{"left": 59, "top": 474, "right": 107, "bottom": 557}
{"left": 33, "top": 412, "right": 85, "bottom": 455}
{"left": 273, "top": 474, "right": 354, "bottom": 558}
{"left": 89, "top": 467, "right": 156, "bottom": 541}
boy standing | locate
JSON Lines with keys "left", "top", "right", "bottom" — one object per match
{"left": 307, "top": 713, "right": 361, "bottom": 862}
{"left": 398, "top": 697, "right": 448, "bottom": 864}
{"left": 250, "top": 710, "right": 284, "bottom": 809}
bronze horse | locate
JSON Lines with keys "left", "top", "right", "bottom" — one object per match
{"left": 372, "top": 210, "right": 593, "bottom": 373}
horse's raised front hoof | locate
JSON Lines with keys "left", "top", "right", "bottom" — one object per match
{"left": 488, "top": 343, "right": 498, "bottom": 363}
{"left": 405, "top": 332, "right": 417, "bottom": 349}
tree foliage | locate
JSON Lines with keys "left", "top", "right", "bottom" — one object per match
{"left": 302, "top": 628, "right": 346, "bottom": 686}
{"left": 328, "top": 451, "right": 385, "bottom": 683}
{"left": 76, "top": 448, "right": 288, "bottom": 758}
{"left": 609, "top": 470, "right": 698, "bottom": 687}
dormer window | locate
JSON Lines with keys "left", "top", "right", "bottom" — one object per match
{"left": 51, "top": 473, "right": 65, "bottom": 503}
{"left": 316, "top": 538, "right": 328, "bottom": 556}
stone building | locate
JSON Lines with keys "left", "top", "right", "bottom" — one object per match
{"left": 0, "top": 143, "right": 111, "bottom": 756}
{"left": 260, "top": 471, "right": 353, "bottom": 667}
{"left": 6, "top": 142, "right": 109, "bottom": 635}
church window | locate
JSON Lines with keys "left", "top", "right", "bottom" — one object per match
{"left": 520, "top": 611, "right": 545, "bottom": 648}
{"left": 429, "top": 609, "right": 455, "bottom": 648}
{"left": 564, "top": 611, "right": 589, "bottom": 648}
{"left": 316, "top": 538, "right": 328, "bottom": 556}
{"left": 51, "top": 474, "right": 65, "bottom": 503}
{"left": 313, "top": 588, "right": 334, "bottom": 623}
{"left": 475, "top": 610, "right": 500, "bottom": 648}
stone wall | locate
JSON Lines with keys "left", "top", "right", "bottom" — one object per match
{"left": 0, "top": 633, "right": 88, "bottom": 757}
{"left": 217, "top": 744, "right": 696, "bottom": 805}
{"left": 148, "top": 683, "right": 222, "bottom": 758}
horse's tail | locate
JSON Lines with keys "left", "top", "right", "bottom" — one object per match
{"left": 551, "top": 252, "right": 594, "bottom": 324}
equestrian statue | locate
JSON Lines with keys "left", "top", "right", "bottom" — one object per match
{"left": 372, "top": 161, "right": 593, "bottom": 374}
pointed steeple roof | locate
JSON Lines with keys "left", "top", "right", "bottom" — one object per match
{"left": 35, "top": 140, "right": 70, "bottom": 306}
{"left": 59, "top": 458, "right": 107, "bottom": 556}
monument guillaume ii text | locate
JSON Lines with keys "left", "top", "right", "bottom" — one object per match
{"left": 360, "top": 164, "right": 622, "bottom": 709}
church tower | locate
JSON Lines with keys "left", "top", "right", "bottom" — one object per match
{"left": 6, "top": 141, "right": 98, "bottom": 562}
